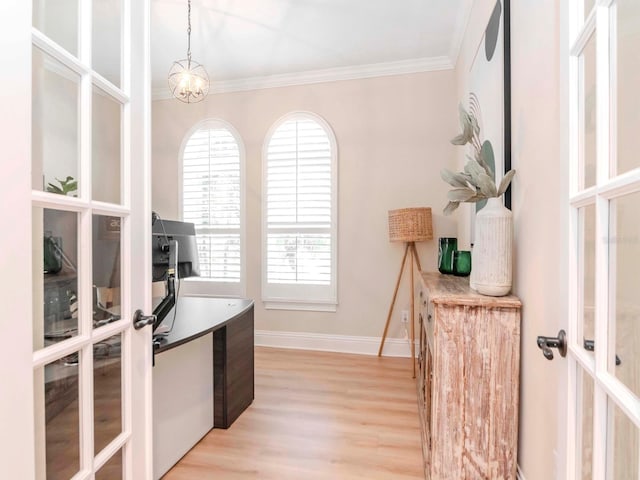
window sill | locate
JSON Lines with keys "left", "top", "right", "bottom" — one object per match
{"left": 180, "top": 278, "right": 245, "bottom": 298}
{"left": 263, "top": 301, "right": 337, "bottom": 313}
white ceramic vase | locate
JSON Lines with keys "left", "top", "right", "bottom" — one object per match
{"left": 470, "top": 197, "right": 512, "bottom": 296}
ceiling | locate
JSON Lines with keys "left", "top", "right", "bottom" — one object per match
{"left": 151, "top": 0, "right": 471, "bottom": 95}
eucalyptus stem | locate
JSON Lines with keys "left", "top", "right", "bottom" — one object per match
{"left": 442, "top": 102, "right": 516, "bottom": 215}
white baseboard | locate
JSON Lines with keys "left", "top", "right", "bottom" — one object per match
{"left": 517, "top": 465, "right": 525, "bottom": 480}
{"left": 254, "top": 330, "right": 412, "bottom": 357}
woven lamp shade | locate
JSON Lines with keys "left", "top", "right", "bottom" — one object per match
{"left": 388, "top": 208, "right": 433, "bottom": 242}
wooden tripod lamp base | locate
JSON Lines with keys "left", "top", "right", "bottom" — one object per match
{"left": 378, "top": 208, "right": 433, "bottom": 378}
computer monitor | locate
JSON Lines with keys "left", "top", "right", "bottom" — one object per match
{"left": 151, "top": 219, "right": 200, "bottom": 281}
{"left": 151, "top": 217, "right": 200, "bottom": 331}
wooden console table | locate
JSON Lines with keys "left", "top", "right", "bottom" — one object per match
{"left": 416, "top": 272, "right": 521, "bottom": 479}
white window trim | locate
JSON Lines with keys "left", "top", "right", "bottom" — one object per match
{"left": 178, "top": 118, "right": 246, "bottom": 298}
{"left": 261, "top": 111, "right": 338, "bottom": 311}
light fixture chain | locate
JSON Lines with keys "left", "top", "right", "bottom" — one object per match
{"left": 187, "top": 0, "right": 192, "bottom": 62}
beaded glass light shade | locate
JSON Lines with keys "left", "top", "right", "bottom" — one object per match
{"left": 388, "top": 207, "right": 433, "bottom": 242}
{"left": 168, "top": 58, "right": 209, "bottom": 103}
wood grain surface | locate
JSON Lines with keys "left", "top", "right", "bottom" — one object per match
{"left": 164, "top": 347, "right": 424, "bottom": 480}
{"left": 417, "top": 273, "right": 521, "bottom": 480}
{"left": 420, "top": 272, "right": 522, "bottom": 308}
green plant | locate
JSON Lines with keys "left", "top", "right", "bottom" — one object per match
{"left": 441, "top": 104, "right": 515, "bottom": 215}
{"left": 46, "top": 176, "right": 78, "bottom": 196}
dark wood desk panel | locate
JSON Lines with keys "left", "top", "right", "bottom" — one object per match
{"left": 213, "top": 307, "right": 254, "bottom": 428}
{"left": 154, "top": 296, "right": 254, "bottom": 429}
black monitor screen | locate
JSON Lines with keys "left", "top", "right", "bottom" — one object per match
{"left": 151, "top": 219, "right": 200, "bottom": 281}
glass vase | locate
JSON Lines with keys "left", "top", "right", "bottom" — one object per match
{"left": 438, "top": 237, "right": 457, "bottom": 274}
{"left": 453, "top": 250, "right": 472, "bottom": 277}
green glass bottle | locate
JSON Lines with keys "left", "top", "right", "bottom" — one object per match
{"left": 438, "top": 237, "right": 457, "bottom": 274}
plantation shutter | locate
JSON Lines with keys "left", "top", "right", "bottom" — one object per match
{"left": 182, "top": 126, "right": 241, "bottom": 283}
{"left": 263, "top": 114, "right": 337, "bottom": 309}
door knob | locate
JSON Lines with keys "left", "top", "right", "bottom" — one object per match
{"left": 537, "top": 329, "right": 567, "bottom": 360}
{"left": 133, "top": 309, "right": 156, "bottom": 330}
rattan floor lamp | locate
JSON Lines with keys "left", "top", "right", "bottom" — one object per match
{"left": 378, "top": 207, "right": 433, "bottom": 377}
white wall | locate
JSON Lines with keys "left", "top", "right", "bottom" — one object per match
{"left": 511, "top": 2, "right": 568, "bottom": 477}
{"left": 152, "top": 71, "right": 458, "bottom": 340}
{"left": 454, "top": 1, "right": 567, "bottom": 478}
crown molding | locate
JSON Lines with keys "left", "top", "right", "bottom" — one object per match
{"left": 152, "top": 55, "right": 454, "bottom": 100}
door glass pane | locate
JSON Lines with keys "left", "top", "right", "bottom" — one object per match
{"left": 96, "top": 448, "right": 123, "bottom": 480}
{"left": 92, "top": 87, "right": 122, "bottom": 204}
{"left": 32, "top": 47, "right": 80, "bottom": 193}
{"left": 578, "top": 367, "right": 595, "bottom": 479}
{"left": 93, "top": 215, "right": 122, "bottom": 328}
{"left": 615, "top": 0, "right": 640, "bottom": 176}
{"left": 33, "top": 208, "right": 79, "bottom": 351}
{"left": 94, "top": 334, "right": 122, "bottom": 454}
{"left": 93, "top": 0, "right": 122, "bottom": 87}
{"left": 584, "top": 0, "right": 595, "bottom": 20}
{"left": 579, "top": 204, "right": 596, "bottom": 353}
{"left": 581, "top": 32, "right": 597, "bottom": 188}
{"left": 609, "top": 192, "right": 640, "bottom": 395}
{"left": 608, "top": 402, "right": 639, "bottom": 479}
{"left": 32, "top": 0, "right": 78, "bottom": 56}
{"left": 35, "top": 357, "right": 81, "bottom": 480}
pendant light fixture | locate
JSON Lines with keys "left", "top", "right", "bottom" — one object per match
{"left": 168, "top": 0, "right": 209, "bottom": 103}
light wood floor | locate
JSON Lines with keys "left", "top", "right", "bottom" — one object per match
{"left": 163, "top": 347, "right": 424, "bottom": 480}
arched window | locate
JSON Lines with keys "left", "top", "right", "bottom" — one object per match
{"left": 181, "top": 120, "right": 244, "bottom": 296}
{"left": 262, "top": 112, "right": 338, "bottom": 310}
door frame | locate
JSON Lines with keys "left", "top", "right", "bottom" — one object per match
{"left": 0, "top": 0, "right": 37, "bottom": 476}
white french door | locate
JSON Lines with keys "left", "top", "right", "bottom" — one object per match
{"left": 0, "top": 0, "right": 153, "bottom": 478}
{"left": 567, "top": 0, "right": 640, "bottom": 478}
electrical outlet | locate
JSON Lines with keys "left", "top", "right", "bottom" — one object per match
{"left": 401, "top": 310, "right": 409, "bottom": 323}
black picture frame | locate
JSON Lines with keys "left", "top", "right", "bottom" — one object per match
{"left": 503, "top": 0, "right": 511, "bottom": 210}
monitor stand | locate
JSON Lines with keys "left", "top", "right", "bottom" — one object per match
{"left": 153, "top": 276, "right": 176, "bottom": 332}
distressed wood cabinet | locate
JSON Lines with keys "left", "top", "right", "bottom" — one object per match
{"left": 416, "top": 272, "right": 521, "bottom": 480}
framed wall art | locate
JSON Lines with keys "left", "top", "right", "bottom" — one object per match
{"left": 469, "top": 0, "right": 511, "bottom": 213}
